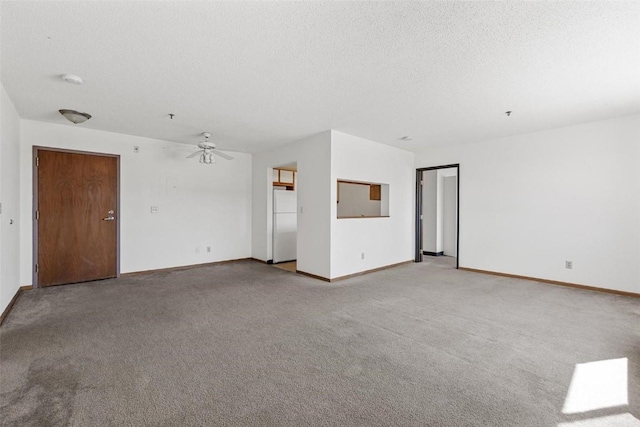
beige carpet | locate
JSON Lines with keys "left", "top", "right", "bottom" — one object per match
{"left": 1, "top": 258, "right": 638, "bottom": 426}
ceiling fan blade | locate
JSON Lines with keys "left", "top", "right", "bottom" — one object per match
{"left": 186, "top": 150, "right": 203, "bottom": 159}
{"left": 211, "top": 150, "right": 233, "bottom": 160}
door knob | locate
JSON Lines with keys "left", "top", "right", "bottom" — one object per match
{"left": 103, "top": 216, "right": 115, "bottom": 221}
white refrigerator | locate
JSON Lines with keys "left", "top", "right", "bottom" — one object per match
{"left": 273, "top": 190, "right": 297, "bottom": 263}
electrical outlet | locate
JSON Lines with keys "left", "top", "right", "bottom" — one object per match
{"left": 195, "top": 247, "right": 200, "bottom": 254}
{"left": 565, "top": 261, "right": 573, "bottom": 269}
{"left": 361, "top": 253, "right": 365, "bottom": 260}
{"left": 134, "top": 146, "right": 140, "bottom": 153}
{"left": 206, "top": 246, "right": 211, "bottom": 253}
{"left": 150, "top": 206, "right": 159, "bottom": 213}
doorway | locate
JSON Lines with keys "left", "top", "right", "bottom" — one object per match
{"left": 270, "top": 163, "right": 298, "bottom": 272}
{"left": 415, "top": 164, "right": 459, "bottom": 268}
{"left": 33, "top": 147, "right": 120, "bottom": 287}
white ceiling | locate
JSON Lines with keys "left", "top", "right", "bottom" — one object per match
{"left": 2, "top": 1, "right": 639, "bottom": 153}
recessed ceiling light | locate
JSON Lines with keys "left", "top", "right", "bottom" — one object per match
{"left": 61, "top": 73, "right": 83, "bottom": 85}
{"left": 399, "top": 136, "right": 412, "bottom": 141}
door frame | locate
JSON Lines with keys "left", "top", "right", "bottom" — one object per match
{"left": 415, "top": 164, "right": 460, "bottom": 269}
{"left": 32, "top": 146, "right": 121, "bottom": 288}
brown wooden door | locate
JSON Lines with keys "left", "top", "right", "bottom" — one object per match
{"left": 37, "top": 149, "right": 118, "bottom": 287}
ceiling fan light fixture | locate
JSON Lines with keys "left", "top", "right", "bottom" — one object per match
{"left": 59, "top": 109, "right": 91, "bottom": 124}
{"left": 200, "top": 150, "right": 216, "bottom": 164}
{"left": 185, "top": 132, "right": 234, "bottom": 163}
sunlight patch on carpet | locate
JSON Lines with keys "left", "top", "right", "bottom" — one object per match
{"left": 562, "top": 358, "right": 628, "bottom": 415}
{"left": 557, "top": 413, "right": 640, "bottom": 427}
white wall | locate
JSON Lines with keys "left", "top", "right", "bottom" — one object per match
{"left": 435, "top": 172, "right": 444, "bottom": 252}
{"left": 20, "top": 120, "right": 252, "bottom": 285}
{"left": 251, "top": 132, "right": 332, "bottom": 278}
{"left": 331, "top": 130, "right": 414, "bottom": 279}
{"left": 1, "top": 84, "right": 22, "bottom": 312}
{"left": 422, "top": 167, "right": 457, "bottom": 255}
{"left": 442, "top": 175, "right": 457, "bottom": 256}
{"left": 422, "top": 170, "right": 438, "bottom": 253}
{"left": 415, "top": 114, "right": 640, "bottom": 293}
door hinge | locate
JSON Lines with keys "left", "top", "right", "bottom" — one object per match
{"left": 35, "top": 210, "right": 39, "bottom": 220}
{"left": 35, "top": 264, "right": 39, "bottom": 273}
{"left": 36, "top": 157, "right": 39, "bottom": 167}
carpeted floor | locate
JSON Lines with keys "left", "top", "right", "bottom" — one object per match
{"left": 1, "top": 257, "right": 638, "bottom": 426}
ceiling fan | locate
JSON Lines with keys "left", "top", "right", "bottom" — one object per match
{"left": 186, "top": 132, "right": 233, "bottom": 164}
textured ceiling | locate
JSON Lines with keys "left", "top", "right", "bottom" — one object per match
{"left": 1, "top": 1, "right": 639, "bottom": 153}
